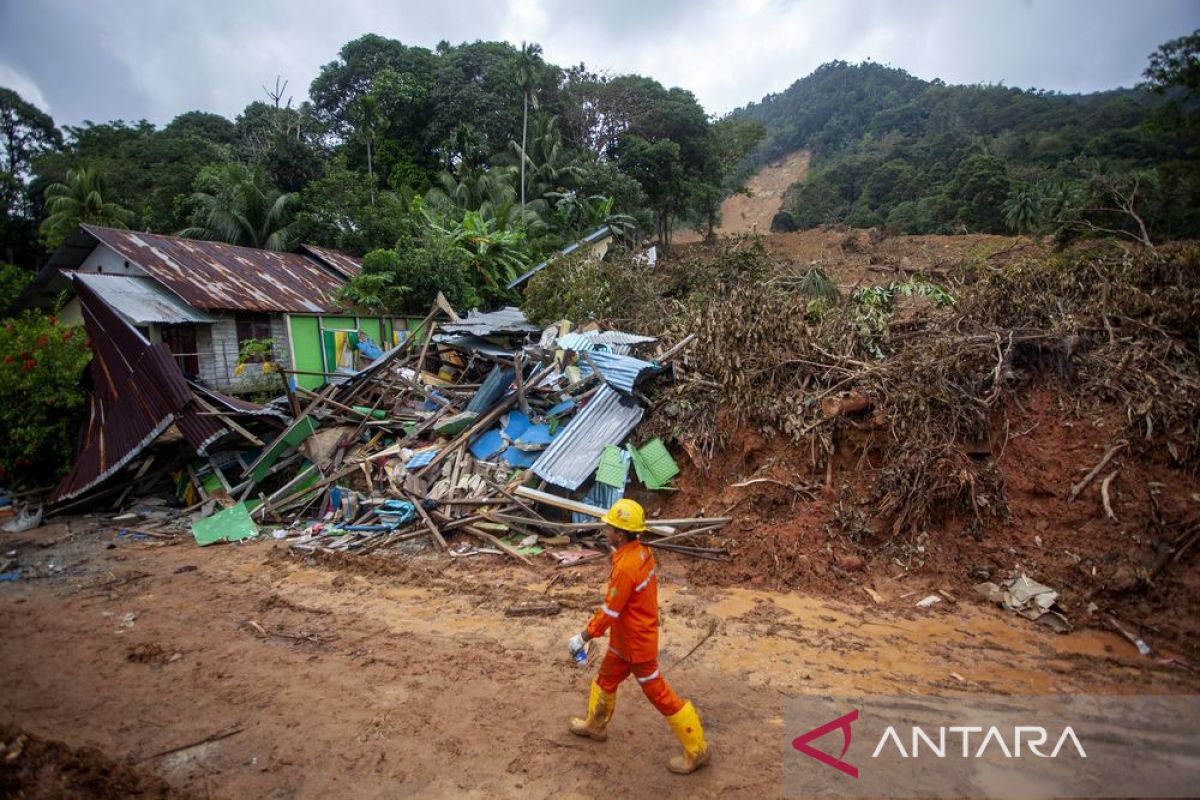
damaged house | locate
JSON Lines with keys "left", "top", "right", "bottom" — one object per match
{"left": 17, "top": 225, "right": 425, "bottom": 392}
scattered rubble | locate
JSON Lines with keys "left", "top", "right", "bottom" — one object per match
{"left": 26, "top": 296, "right": 730, "bottom": 568}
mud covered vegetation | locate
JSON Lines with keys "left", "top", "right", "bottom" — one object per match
{"left": 526, "top": 236, "right": 1199, "bottom": 539}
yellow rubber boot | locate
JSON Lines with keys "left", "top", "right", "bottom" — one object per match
{"left": 665, "top": 700, "right": 710, "bottom": 774}
{"left": 569, "top": 681, "right": 617, "bottom": 741}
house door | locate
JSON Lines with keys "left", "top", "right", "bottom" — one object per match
{"left": 160, "top": 324, "right": 200, "bottom": 378}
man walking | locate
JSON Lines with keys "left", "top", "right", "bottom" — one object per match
{"left": 567, "top": 499, "right": 711, "bottom": 774}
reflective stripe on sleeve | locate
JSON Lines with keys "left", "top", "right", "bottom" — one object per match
{"left": 601, "top": 604, "right": 620, "bottom": 619}
{"left": 636, "top": 669, "right": 661, "bottom": 684}
{"left": 634, "top": 569, "right": 656, "bottom": 593}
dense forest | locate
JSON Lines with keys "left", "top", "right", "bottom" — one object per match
{"left": 0, "top": 35, "right": 766, "bottom": 312}
{"left": 1, "top": 31, "right": 1197, "bottom": 315}
{"left": 731, "top": 31, "right": 1200, "bottom": 241}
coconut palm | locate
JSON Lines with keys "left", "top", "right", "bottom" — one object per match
{"left": 511, "top": 115, "right": 582, "bottom": 201}
{"left": 40, "top": 168, "right": 135, "bottom": 248}
{"left": 178, "top": 164, "right": 299, "bottom": 251}
{"left": 515, "top": 42, "right": 544, "bottom": 210}
{"left": 1002, "top": 185, "right": 1042, "bottom": 234}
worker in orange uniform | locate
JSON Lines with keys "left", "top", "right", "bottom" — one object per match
{"left": 567, "top": 498, "right": 711, "bottom": 774}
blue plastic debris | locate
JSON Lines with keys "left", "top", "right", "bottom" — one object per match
{"left": 470, "top": 428, "right": 507, "bottom": 460}
{"left": 503, "top": 447, "right": 538, "bottom": 467}
{"left": 375, "top": 499, "right": 417, "bottom": 527}
{"left": 421, "top": 391, "right": 449, "bottom": 412}
{"left": 502, "top": 410, "right": 531, "bottom": 441}
{"left": 0, "top": 570, "right": 20, "bottom": 582}
{"left": 466, "top": 365, "right": 515, "bottom": 414}
{"left": 514, "top": 423, "right": 554, "bottom": 450}
{"left": 574, "top": 482, "right": 624, "bottom": 523}
{"left": 546, "top": 399, "right": 576, "bottom": 417}
{"left": 357, "top": 339, "right": 384, "bottom": 359}
{"left": 406, "top": 449, "right": 438, "bottom": 469}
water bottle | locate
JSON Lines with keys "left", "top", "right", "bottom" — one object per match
{"left": 573, "top": 646, "right": 588, "bottom": 666}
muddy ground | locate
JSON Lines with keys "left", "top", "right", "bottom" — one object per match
{"left": 1, "top": 521, "right": 1196, "bottom": 799}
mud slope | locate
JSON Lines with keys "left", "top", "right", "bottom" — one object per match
{"left": 718, "top": 150, "right": 810, "bottom": 235}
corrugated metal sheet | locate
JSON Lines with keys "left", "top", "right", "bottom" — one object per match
{"left": 71, "top": 274, "right": 217, "bottom": 324}
{"left": 508, "top": 225, "right": 612, "bottom": 288}
{"left": 51, "top": 281, "right": 229, "bottom": 504}
{"left": 80, "top": 225, "right": 351, "bottom": 313}
{"left": 555, "top": 332, "right": 594, "bottom": 352}
{"left": 577, "top": 350, "right": 661, "bottom": 394}
{"left": 433, "top": 334, "right": 516, "bottom": 358}
{"left": 466, "top": 365, "right": 514, "bottom": 414}
{"left": 583, "top": 330, "right": 657, "bottom": 349}
{"left": 531, "top": 385, "right": 644, "bottom": 490}
{"left": 440, "top": 306, "right": 539, "bottom": 336}
{"left": 299, "top": 244, "right": 364, "bottom": 278}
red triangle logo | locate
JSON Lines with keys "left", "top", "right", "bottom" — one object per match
{"left": 791, "top": 709, "right": 859, "bottom": 779}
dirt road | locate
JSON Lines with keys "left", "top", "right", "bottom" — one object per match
{"left": 1, "top": 525, "right": 1194, "bottom": 798}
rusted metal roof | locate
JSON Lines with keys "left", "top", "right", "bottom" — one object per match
{"left": 299, "top": 244, "right": 364, "bottom": 279}
{"left": 51, "top": 280, "right": 230, "bottom": 504}
{"left": 78, "top": 225, "right": 353, "bottom": 313}
{"left": 70, "top": 274, "right": 218, "bottom": 324}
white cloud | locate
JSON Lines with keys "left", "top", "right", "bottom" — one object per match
{"left": 0, "top": 62, "right": 51, "bottom": 112}
{"left": 2, "top": 0, "right": 1197, "bottom": 126}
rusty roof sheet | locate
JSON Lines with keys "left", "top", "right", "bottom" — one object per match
{"left": 51, "top": 280, "right": 230, "bottom": 504}
{"left": 80, "top": 225, "right": 352, "bottom": 313}
{"left": 299, "top": 244, "right": 363, "bottom": 279}
{"left": 70, "top": 274, "right": 218, "bottom": 324}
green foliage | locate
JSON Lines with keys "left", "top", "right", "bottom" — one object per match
{"left": 0, "top": 311, "right": 91, "bottom": 480}
{"left": 423, "top": 208, "right": 530, "bottom": 300}
{"left": 32, "top": 119, "right": 231, "bottom": 237}
{"left": 40, "top": 167, "right": 135, "bottom": 248}
{"left": 850, "top": 281, "right": 956, "bottom": 358}
{"left": 1002, "top": 184, "right": 1043, "bottom": 233}
{"left": 0, "top": 261, "right": 32, "bottom": 301}
{"left": 179, "top": 164, "right": 299, "bottom": 250}
{"left": 521, "top": 250, "right": 641, "bottom": 325}
{"left": 736, "top": 53, "right": 1197, "bottom": 239}
{"left": 340, "top": 243, "right": 478, "bottom": 314}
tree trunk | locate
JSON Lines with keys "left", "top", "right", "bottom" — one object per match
{"left": 367, "top": 140, "right": 375, "bottom": 205}
{"left": 520, "top": 95, "right": 528, "bottom": 210}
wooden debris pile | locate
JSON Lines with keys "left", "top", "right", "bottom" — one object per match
{"left": 89, "top": 300, "right": 730, "bottom": 566}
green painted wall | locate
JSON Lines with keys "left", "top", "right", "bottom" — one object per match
{"left": 288, "top": 316, "right": 325, "bottom": 391}
{"left": 289, "top": 314, "right": 395, "bottom": 390}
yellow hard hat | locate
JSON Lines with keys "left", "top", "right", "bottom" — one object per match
{"left": 602, "top": 498, "right": 647, "bottom": 533}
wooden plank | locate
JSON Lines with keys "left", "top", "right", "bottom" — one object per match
{"left": 512, "top": 486, "right": 676, "bottom": 536}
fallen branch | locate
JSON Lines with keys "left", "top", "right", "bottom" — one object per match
{"left": 1068, "top": 440, "right": 1128, "bottom": 502}
{"left": 667, "top": 619, "right": 719, "bottom": 670}
{"left": 1101, "top": 469, "right": 1120, "bottom": 522}
{"left": 134, "top": 725, "right": 244, "bottom": 763}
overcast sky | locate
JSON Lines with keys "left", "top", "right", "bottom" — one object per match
{"left": 2, "top": 0, "right": 1197, "bottom": 128}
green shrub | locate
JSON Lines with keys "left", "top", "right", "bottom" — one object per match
{"left": 0, "top": 311, "right": 91, "bottom": 483}
{"left": 522, "top": 251, "right": 640, "bottom": 326}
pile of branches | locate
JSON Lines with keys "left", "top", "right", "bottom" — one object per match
{"left": 661, "top": 241, "right": 1199, "bottom": 537}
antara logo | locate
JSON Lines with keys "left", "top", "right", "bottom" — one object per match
{"left": 792, "top": 710, "right": 1088, "bottom": 779}
{"left": 792, "top": 710, "right": 860, "bottom": 778}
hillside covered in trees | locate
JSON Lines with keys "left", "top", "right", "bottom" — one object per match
{"left": 731, "top": 34, "right": 1199, "bottom": 242}
{"left": 1, "top": 31, "right": 1197, "bottom": 314}
{"left": 0, "top": 35, "right": 769, "bottom": 312}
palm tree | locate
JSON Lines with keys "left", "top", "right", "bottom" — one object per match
{"left": 515, "top": 42, "right": 543, "bottom": 210}
{"left": 1002, "top": 185, "right": 1042, "bottom": 234}
{"left": 40, "top": 168, "right": 135, "bottom": 248}
{"left": 354, "top": 93, "right": 387, "bottom": 192}
{"left": 511, "top": 115, "right": 582, "bottom": 201}
{"left": 178, "top": 165, "right": 299, "bottom": 251}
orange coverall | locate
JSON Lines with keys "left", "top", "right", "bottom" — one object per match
{"left": 585, "top": 539, "right": 684, "bottom": 717}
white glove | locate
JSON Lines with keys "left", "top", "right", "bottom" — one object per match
{"left": 568, "top": 632, "right": 586, "bottom": 657}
